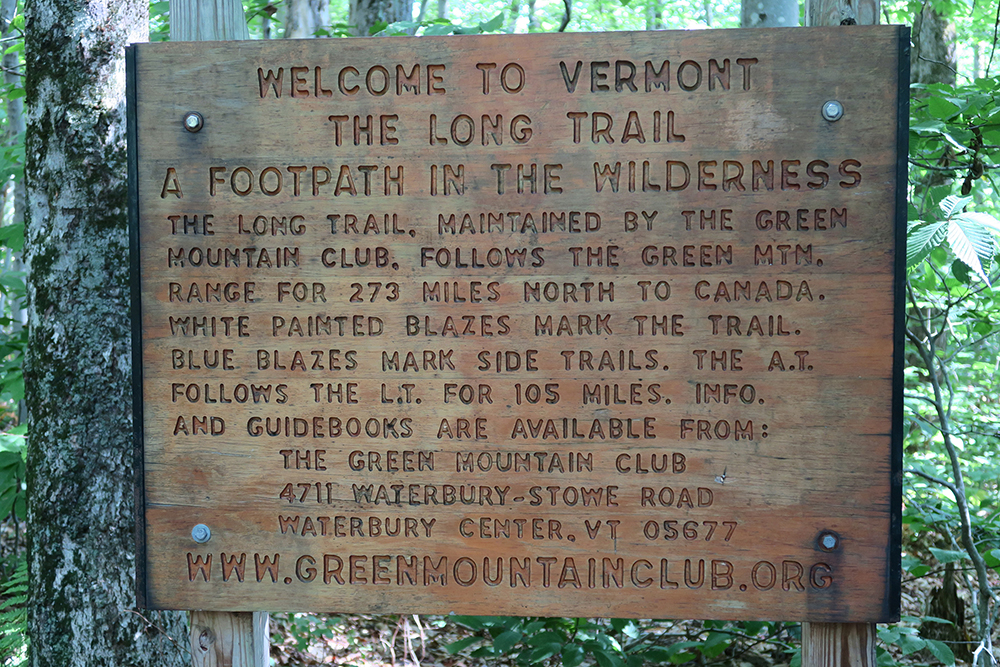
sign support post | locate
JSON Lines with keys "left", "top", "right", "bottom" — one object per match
{"left": 802, "top": 623, "right": 877, "bottom": 667}
{"left": 163, "top": 2, "right": 269, "bottom": 665}
{"left": 190, "top": 611, "right": 269, "bottom": 667}
{"left": 802, "top": 0, "right": 889, "bottom": 663}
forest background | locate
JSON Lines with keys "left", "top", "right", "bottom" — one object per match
{"left": 0, "top": 0, "right": 998, "bottom": 665}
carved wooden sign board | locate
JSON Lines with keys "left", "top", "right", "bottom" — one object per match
{"left": 128, "top": 27, "right": 906, "bottom": 621}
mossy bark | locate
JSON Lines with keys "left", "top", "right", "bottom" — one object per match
{"left": 23, "top": 1, "right": 187, "bottom": 664}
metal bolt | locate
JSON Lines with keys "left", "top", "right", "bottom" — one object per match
{"left": 821, "top": 100, "right": 844, "bottom": 122}
{"left": 818, "top": 531, "right": 839, "bottom": 551}
{"left": 191, "top": 524, "right": 211, "bottom": 543}
{"left": 183, "top": 112, "right": 204, "bottom": 133}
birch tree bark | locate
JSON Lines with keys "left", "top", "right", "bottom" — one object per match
{"left": 910, "top": 6, "right": 956, "bottom": 86}
{"left": 350, "top": 0, "right": 411, "bottom": 35}
{"left": 24, "top": 0, "right": 187, "bottom": 664}
{"left": 285, "top": 0, "right": 330, "bottom": 38}
{"left": 741, "top": 0, "right": 798, "bottom": 28}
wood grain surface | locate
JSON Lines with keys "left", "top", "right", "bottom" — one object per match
{"left": 130, "top": 27, "right": 905, "bottom": 620}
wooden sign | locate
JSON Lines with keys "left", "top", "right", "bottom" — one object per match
{"left": 129, "top": 26, "right": 906, "bottom": 621}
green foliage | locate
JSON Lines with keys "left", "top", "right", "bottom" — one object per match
{"left": 447, "top": 616, "right": 798, "bottom": 666}
{"left": 0, "top": 559, "right": 26, "bottom": 666}
{"left": 904, "top": 69, "right": 1000, "bottom": 663}
{"left": 907, "top": 194, "right": 1000, "bottom": 283}
{"left": 376, "top": 11, "right": 505, "bottom": 35}
{"left": 272, "top": 613, "right": 350, "bottom": 652}
{"left": 0, "top": 428, "right": 24, "bottom": 529}
{"left": 878, "top": 621, "right": 956, "bottom": 666}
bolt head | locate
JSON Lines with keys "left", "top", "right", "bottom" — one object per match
{"left": 183, "top": 112, "right": 204, "bottom": 132}
{"left": 191, "top": 523, "right": 211, "bottom": 543}
{"left": 818, "top": 531, "right": 839, "bottom": 551}
{"left": 821, "top": 100, "right": 844, "bottom": 122}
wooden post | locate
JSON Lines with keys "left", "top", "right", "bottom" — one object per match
{"left": 802, "top": 623, "right": 877, "bottom": 667}
{"left": 190, "top": 612, "right": 269, "bottom": 667}
{"left": 802, "top": 0, "right": 881, "bottom": 664}
{"left": 167, "top": 2, "right": 263, "bottom": 664}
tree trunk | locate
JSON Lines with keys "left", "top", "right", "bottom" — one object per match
{"left": 24, "top": 0, "right": 187, "bottom": 664}
{"left": 805, "top": 0, "right": 878, "bottom": 26}
{"left": 527, "top": 0, "right": 539, "bottom": 31}
{"left": 910, "top": 5, "right": 955, "bottom": 85}
{"left": 645, "top": 0, "right": 662, "bottom": 30}
{"left": 285, "top": 0, "right": 330, "bottom": 38}
{"left": 741, "top": 0, "right": 798, "bottom": 28}
{"left": 350, "top": 0, "right": 410, "bottom": 35}
{"left": 507, "top": 0, "right": 520, "bottom": 32}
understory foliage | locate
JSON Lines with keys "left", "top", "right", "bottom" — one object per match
{"left": 4, "top": 0, "right": 1000, "bottom": 666}
{"left": 902, "top": 74, "right": 1000, "bottom": 666}
{"left": 0, "top": 1, "right": 24, "bottom": 665}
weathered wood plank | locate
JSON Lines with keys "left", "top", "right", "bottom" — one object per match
{"left": 130, "top": 27, "right": 905, "bottom": 620}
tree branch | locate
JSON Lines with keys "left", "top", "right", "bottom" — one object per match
{"left": 905, "top": 467, "right": 959, "bottom": 496}
{"left": 558, "top": 0, "right": 570, "bottom": 31}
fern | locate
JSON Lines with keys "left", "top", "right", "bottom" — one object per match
{"left": 0, "top": 559, "right": 27, "bottom": 666}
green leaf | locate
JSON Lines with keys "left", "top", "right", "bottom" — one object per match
{"left": 698, "top": 632, "right": 731, "bottom": 659}
{"left": 446, "top": 636, "right": 482, "bottom": 654}
{"left": 909, "top": 119, "right": 947, "bottom": 135}
{"left": 918, "top": 616, "right": 956, "bottom": 626}
{"left": 940, "top": 195, "right": 973, "bottom": 219}
{"left": 924, "top": 639, "right": 956, "bottom": 665}
{"left": 878, "top": 627, "right": 902, "bottom": 644}
{"left": 527, "top": 631, "right": 566, "bottom": 646}
{"left": 956, "top": 211, "right": 1000, "bottom": 233}
{"left": 593, "top": 649, "right": 625, "bottom": 667}
{"left": 0, "top": 492, "right": 13, "bottom": 520}
{"left": 527, "top": 643, "right": 563, "bottom": 663}
{"left": 479, "top": 12, "right": 505, "bottom": 31}
{"left": 424, "top": 22, "right": 456, "bottom": 35}
{"left": 0, "top": 224, "right": 24, "bottom": 252}
{"left": 494, "top": 628, "right": 523, "bottom": 653}
{"left": 562, "top": 643, "right": 586, "bottom": 667}
{"left": 907, "top": 221, "right": 948, "bottom": 268}
{"left": 952, "top": 259, "right": 972, "bottom": 283}
{"left": 948, "top": 216, "right": 996, "bottom": 284}
{"left": 926, "top": 96, "right": 960, "bottom": 119}
{"left": 984, "top": 548, "right": 1000, "bottom": 569}
{"left": 643, "top": 647, "right": 675, "bottom": 663}
{"left": 524, "top": 620, "right": 547, "bottom": 634}
{"left": 594, "top": 632, "right": 623, "bottom": 652}
{"left": 896, "top": 633, "right": 925, "bottom": 656}
{"left": 929, "top": 547, "right": 969, "bottom": 564}
{"left": 740, "top": 621, "right": 767, "bottom": 636}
